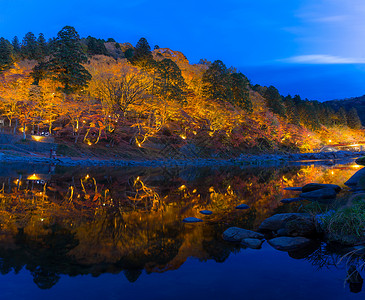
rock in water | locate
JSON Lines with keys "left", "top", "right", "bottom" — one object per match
{"left": 235, "top": 204, "right": 249, "bottom": 209}
{"left": 183, "top": 217, "right": 203, "bottom": 223}
{"left": 345, "top": 168, "right": 365, "bottom": 189}
{"left": 241, "top": 238, "right": 264, "bottom": 249}
{"left": 281, "top": 197, "right": 302, "bottom": 204}
{"left": 283, "top": 187, "right": 302, "bottom": 191}
{"left": 199, "top": 210, "right": 212, "bottom": 215}
{"left": 299, "top": 188, "right": 337, "bottom": 200}
{"left": 302, "top": 183, "right": 341, "bottom": 193}
{"left": 222, "top": 227, "right": 264, "bottom": 242}
{"left": 355, "top": 157, "right": 365, "bottom": 166}
{"left": 268, "top": 237, "right": 312, "bottom": 251}
{"left": 259, "top": 213, "right": 312, "bottom": 232}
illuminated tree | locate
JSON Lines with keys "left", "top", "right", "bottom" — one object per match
{"left": 48, "top": 26, "right": 91, "bottom": 94}
{"left": 128, "top": 37, "right": 155, "bottom": 70}
{"left": 202, "top": 60, "right": 232, "bottom": 102}
{"left": 153, "top": 58, "right": 186, "bottom": 103}
{"left": 347, "top": 107, "right": 362, "bottom": 129}
{"left": 230, "top": 72, "right": 252, "bottom": 112}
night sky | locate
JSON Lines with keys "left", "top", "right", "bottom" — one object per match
{"left": 1, "top": 0, "right": 365, "bottom": 101}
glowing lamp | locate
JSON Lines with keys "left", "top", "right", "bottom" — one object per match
{"left": 32, "top": 136, "right": 44, "bottom": 142}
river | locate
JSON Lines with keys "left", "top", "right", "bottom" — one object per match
{"left": 0, "top": 160, "right": 363, "bottom": 299}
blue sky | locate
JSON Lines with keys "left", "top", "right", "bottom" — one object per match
{"left": 1, "top": 0, "right": 365, "bottom": 100}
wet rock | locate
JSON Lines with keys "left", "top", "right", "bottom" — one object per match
{"left": 302, "top": 183, "right": 341, "bottom": 193}
{"left": 259, "top": 213, "right": 312, "bottom": 232}
{"left": 222, "top": 227, "right": 264, "bottom": 242}
{"left": 355, "top": 156, "right": 365, "bottom": 166}
{"left": 347, "top": 265, "right": 363, "bottom": 293}
{"left": 183, "top": 217, "right": 203, "bottom": 223}
{"left": 345, "top": 168, "right": 365, "bottom": 189}
{"left": 285, "top": 217, "right": 316, "bottom": 237}
{"left": 199, "top": 210, "right": 212, "bottom": 215}
{"left": 299, "top": 188, "right": 337, "bottom": 200}
{"left": 283, "top": 187, "right": 302, "bottom": 191}
{"left": 235, "top": 204, "right": 249, "bottom": 210}
{"left": 281, "top": 197, "right": 302, "bottom": 204}
{"left": 241, "top": 238, "right": 264, "bottom": 249}
{"left": 268, "top": 237, "right": 312, "bottom": 251}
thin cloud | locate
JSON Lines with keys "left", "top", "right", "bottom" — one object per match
{"left": 280, "top": 54, "right": 365, "bottom": 64}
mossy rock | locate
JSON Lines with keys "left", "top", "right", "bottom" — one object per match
{"left": 355, "top": 156, "right": 365, "bottom": 166}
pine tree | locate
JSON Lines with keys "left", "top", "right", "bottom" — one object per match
{"left": 153, "top": 58, "right": 186, "bottom": 103}
{"left": 128, "top": 37, "right": 155, "bottom": 69}
{"left": 347, "top": 107, "right": 362, "bottom": 129}
{"left": 21, "top": 32, "right": 38, "bottom": 60}
{"left": 284, "top": 95, "right": 300, "bottom": 125}
{"left": 37, "top": 33, "right": 48, "bottom": 59}
{"left": 335, "top": 107, "right": 347, "bottom": 127}
{"left": 12, "top": 36, "right": 21, "bottom": 54}
{"left": 48, "top": 26, "right": 91, "bottom": 94}
{"left": 0, "top": 38, "right": 13, "bottom": 72}
{"left": 263, "top": 86, "right": 286, "bottom": 117}
{"left": 202, "top": 60, "right": 232, "bottom": 102}
{"left": 86, "top": 36, "right": 107, "bottom": 56}
{"left": 230, "top": 72, "right": 252, "bottom": 112}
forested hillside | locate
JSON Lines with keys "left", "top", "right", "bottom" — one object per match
{"left": 0, "top": 26, "right": 363, "bottom": 158}
{"left": 325, "top": 96, "right": 365, "bottom": 126}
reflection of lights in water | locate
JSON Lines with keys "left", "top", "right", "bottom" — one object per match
{"left": 27, "top": 174, "right": 40, "bottom": 180}
{"left": 32, "top": 136, "right": 44, "bottom": 142}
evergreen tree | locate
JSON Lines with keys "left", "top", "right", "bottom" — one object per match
{"left": 37, "top": 33, "right": 48, "bottom": 59}
{"left": 11, "top": 36, "right": 21, "bottom": 54}
{"left": 334, "top": 107, "right": 347, "bottom": 127}
{"left": 263, "top": 86, "right": 286, "bottom": 117}
{"left": 347, "top": 107, "right": 362, "bottom": 129}
{"left": 230, "top": 72, "right": 252, "bottom": 112}
{"left": 86, "top": 36, "right": 107, "bottom": 56}
{"left": 106, "top": 38, "right": 116, "bottom": 43}
{"left": 48, "top": 26, "right": 91, "bottom": 94}
{"left": 21, "top": 32, "right": 38, "bottom": 60}
{"left": 202, "top": 60, "right": 232, "bottom": 102}
{"left": 128, "top": 37, "right": 155, "bottom": 69}
{"left": 284, "top": 95, "right": 300, "bottom": 125}
{"left": 153, "top": 58, "right": 187, "bottom": 103}
{"left": 0, "top": 37, "right": 13, "bottom": 72}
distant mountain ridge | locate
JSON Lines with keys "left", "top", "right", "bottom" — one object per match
{"left": 325, "top": 95, "right": 365, "bottom": 124}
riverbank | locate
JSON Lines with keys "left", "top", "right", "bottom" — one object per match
{"left": 0, "top": 149, "right": 363, "bottom": 167}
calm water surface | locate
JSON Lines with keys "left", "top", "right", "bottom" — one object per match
{"left": 0, "top": 160, "right": 363, "bottom": 299}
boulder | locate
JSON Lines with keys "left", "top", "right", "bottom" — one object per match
{"left": 345, "top": 168, "right": 365, "bottom": 189}
{"left": 259, "top": 213, "right": 312, "bottom": 232}
{"left": 183, "top": 217, "right": 203, "bottom": 223}
{"left": 302, "top": 183, "right": 341, "bottom": 193}
{"left": 285, "top": 217, "right": 316, "bottom": 237}
{"left": 235, "top": 204, "right": 249, "bottom": 210}
{"left": 299, "top": 188, "right": 337, "bottom": 200}
{"left": 355, "top": 157, "right": 365, "bottom": 166}
{"left": 268, "top": 237, "right": 312, "bottom": 251}
{"left": 283, "top": 187, "right": 302, "bottom": 191}
{"left": 281, "top": 197, "right": 302, "bottom": 204}
{"left": 241, "top": 238, "right": 264, "bottom": 249}
{"left": 222, "top": 227, "right": 264, "bottom": 242}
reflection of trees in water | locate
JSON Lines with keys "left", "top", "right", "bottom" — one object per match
{"left": 0, "top": 163, "right": 360, "bottom": 288}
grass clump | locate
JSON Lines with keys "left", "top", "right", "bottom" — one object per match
{"left": 318, "top": 198, "right": 365, "bottom": 245}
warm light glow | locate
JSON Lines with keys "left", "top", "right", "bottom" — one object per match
{"left": 27, "top": 174, "right": 41, "bottom": 180}
{"left": 87, "top": 141, "right": 92, "bottom": 146}
{"left": 180, "top": 134, "right": 186, "bottom": 140}
{"left": 178, "top": 185, "right": 186, "bottom": 190}
{"left": 85, "top": 174, "right": 90, "bottom": 179}
{"left": 328, "top": 140, "right": 332, "bottom": 143}
{"left": 32, "top": 135, "right": 44, "bottom": 142}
